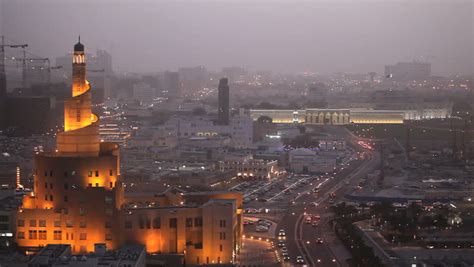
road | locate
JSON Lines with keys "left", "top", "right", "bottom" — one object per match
{"left": 276, "top": 126, "right": 380, "bottom": 266}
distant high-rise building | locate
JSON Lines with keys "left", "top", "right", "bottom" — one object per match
{"left": 221, "top": 67, "right": 247, "bottom": 81}
{"left": 178, "top": 66, "right": 208, "bottom": 93}
{"left": 163, "top": 71, "right": 180, "bottom": 99}
{"left": 218, "top": 78, "right": 230, "bottom": 125}
{"left": 384, "top": 61, "right": 431, "bottom": 81}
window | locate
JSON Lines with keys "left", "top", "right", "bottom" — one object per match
{"left": 169, "top": 218, "right": 177, "bottom": 228}
{"left": 79, "top": 233, "right": 87, "bottom": 240}
{"left": 186, "top": 218, "right": 193, "bottom": 227}
{"left": 105, "top": 208, "right": 113, "bottom": 216}
{"left": 88, "top": 171, "right": 92, "bottom": 177}
{"left": 109, "top": 182, "right": 113, "bottom": 188}
{"left": 219, "top": 219, "right": 226, "bottom": 228}
{"left": 64, "top": 196, "right": 68, "bottom": 202}
{"left": 17, "top": 232, "right": 25, "bottom": 239}
{"left": 105, "top": 233, "right": 112, "bottom": 240}
{"left": 49, "top": 195, "right": 53, "bottom": 201}
{"left": 95, "top": 170, "right": 99, "bottom": 177}
{"left": 38, "top": 230, "right": 47, "bottom": 240}
{"left": 44, "top": 182, "right": 47, "bottom": 188}
{"left": 66, "top": 221, "right": 73, "bottom": 228}
{"left": 153, "top": 217, "right": 161, "bottom": 229}
{"left": 79, "top": 208, "right": 86, "bottom": 216}
{"left": 44, "top": 171, "right": 47, "bottom": 177}
{"left": 146, "top": 218, "right": 151, "bottom": 229}
{"left": 44, "top": 195, "right": 48, "bottom": 201}
{"left": 50, "top": 183, "right": 53, "bottom": 189}
{"left": 54, "top": 221, "right": 61, "bottom": 227}
{"left": 220, "top": 244, "right": 223, "bottom": 252}
{"left": 17, "top": 219, "right": 24, "bottom": 227}
{"left": 95, "top": 183, "right": 99, "bottom": 187}
{"left": 219, "top": 232, "right": 226, "bottom": 240}
{"left": 194, "top": 217, "right": 203, "bottom": 227}
{"left": 125, "top": 221, "right": 132, "bottom": 229}
{"left": 64, "top": 171, "right": 68, "bottom": 177}
{"left": 29, "top": 220, "right": 36, "bottom": 227}
{"left": 53, "top": 230, "right": 62, "bottom": 240}
{"left": 88, "top": 183, "right": 92, "bottom": 187}
{"left": 105, "top": 196, "right": 113, "bottom": 204}
{"left": 49, "top": 170, "right": 53, "bottom": 177}
{"left": 139, "top": 218, "right": 144, "bottom": 229}
{"left": 28, "top": 230, "right": 37, "bottom": 240}
{"left": 80, "top": 221, "right": 87, "bottom": 228}
{"left": 105, "top": 221, "right": 112, "bottom": 228}
{"left": 39, "top": 220, "right": 46, "bottom": 227}
{"left": 64, "top": 183, "right": 68, "bottom": 190}
{"left": 109, "top": 170, "right": 113, "bottom": 176}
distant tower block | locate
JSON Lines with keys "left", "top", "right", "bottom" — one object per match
{"left": 218, "top": 78, "right": 230, "bottom": 125}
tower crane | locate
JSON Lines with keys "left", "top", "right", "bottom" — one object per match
{"left": 1, "top": 35, "right": 28, "bottom": 87}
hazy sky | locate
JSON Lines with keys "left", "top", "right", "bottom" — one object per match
{"left": 1, "top": 0, "right": 473, "bottom": 75}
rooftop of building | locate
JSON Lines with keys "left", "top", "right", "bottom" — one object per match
{"left": 29, "top": 244, "right": 145, "bottom": 267}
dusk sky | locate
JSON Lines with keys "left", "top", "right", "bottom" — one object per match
{"left": 1, "top": 0, "right": 473, "bottom": 75}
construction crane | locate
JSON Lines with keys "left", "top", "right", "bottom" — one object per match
{"left": 1, "top": 35, "right": 28, "bottom": 87}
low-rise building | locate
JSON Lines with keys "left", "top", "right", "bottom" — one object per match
{"left": 288, "top": 148, "right": 337, "bottom": 174}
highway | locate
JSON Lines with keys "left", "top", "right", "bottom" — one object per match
{"left": 276, "top": 126, "right": 381, "bottom": 266}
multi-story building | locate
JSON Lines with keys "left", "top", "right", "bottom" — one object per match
{"left": 15, "top": 40, "right": 242, "bottom": 265}
{"left": 217, "top": 78, "right": 230, "bottom": 125}
{"left": 384, "top": 61, "right": 431, "bottom": 81}
{"left": 163, "top": 71, "right": 181, "bottom": 99}
{"left": 218, "top": 154, "right": 279, "bottom": 180}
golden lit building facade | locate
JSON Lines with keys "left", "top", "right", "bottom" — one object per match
{"left": 15, "top": 40, "right": 241, "bottom": 265}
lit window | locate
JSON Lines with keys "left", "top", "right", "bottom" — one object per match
{"left": 17, "top": 220, "right": 24, "bottom": 227}
{"left": 28, "top": 230, "right": 37, "bottom": 240}
{"left": 53, "top": 230, "right": 62, "bottom": 240}
{"left": 39, "top": 220, "right": 46, "bottom": 227}
{"left": 38, "top": 230, "right": 47, "bottom": 240}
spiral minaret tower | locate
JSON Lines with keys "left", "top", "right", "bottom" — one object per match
{"left": 56, "top": 37, "right": 100, "bottom": 155}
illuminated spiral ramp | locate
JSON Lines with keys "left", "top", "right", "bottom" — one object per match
{"left": 56, "top": 40, "right": 100, "bottom": 155}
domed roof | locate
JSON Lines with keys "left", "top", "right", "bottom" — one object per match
{"left": 74, "top": 36, "right": 84, "bottom": 52}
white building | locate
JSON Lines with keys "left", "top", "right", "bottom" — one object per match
{"left": 161, "top": 115, "right": 253, "bottom": 149}
{"left": 288, "top": 148, "right": 337, "bottom": 174}
{"left": 133, "top": 82, "right": 156, "bottom": 104}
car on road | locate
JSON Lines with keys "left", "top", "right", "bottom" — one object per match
{"left": 277, "top": 241, "right": 285, "bottom": 247}
{"left": 283, "top": 254, "right": 291, "bottom": 261}
{"left": 281, "top": 247, "right": 288, "bottom": 253}
{"left": 316, "top": 237, "right": 324, "bottom": 244}
{"left": 296, "top": 256, "right": 304, "bottom": 264}
{"left": 278, "top": 229, "right": 286, "bottom": 240}
{"left": 311, "top": 221, "right": 319, "bottom": 227}
{"left": 304, "top": 216, "right": 312, "bottom": 224}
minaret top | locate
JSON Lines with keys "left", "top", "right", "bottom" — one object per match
{"left": 74, "top": 36, "right": 84, "bottom": 52}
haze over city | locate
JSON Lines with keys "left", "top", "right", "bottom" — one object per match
{"left": 1, "top": 0, "right": 474, "bottom": 267}
{"left": 2, "top": 0, "right": 473, "bottom": 75}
